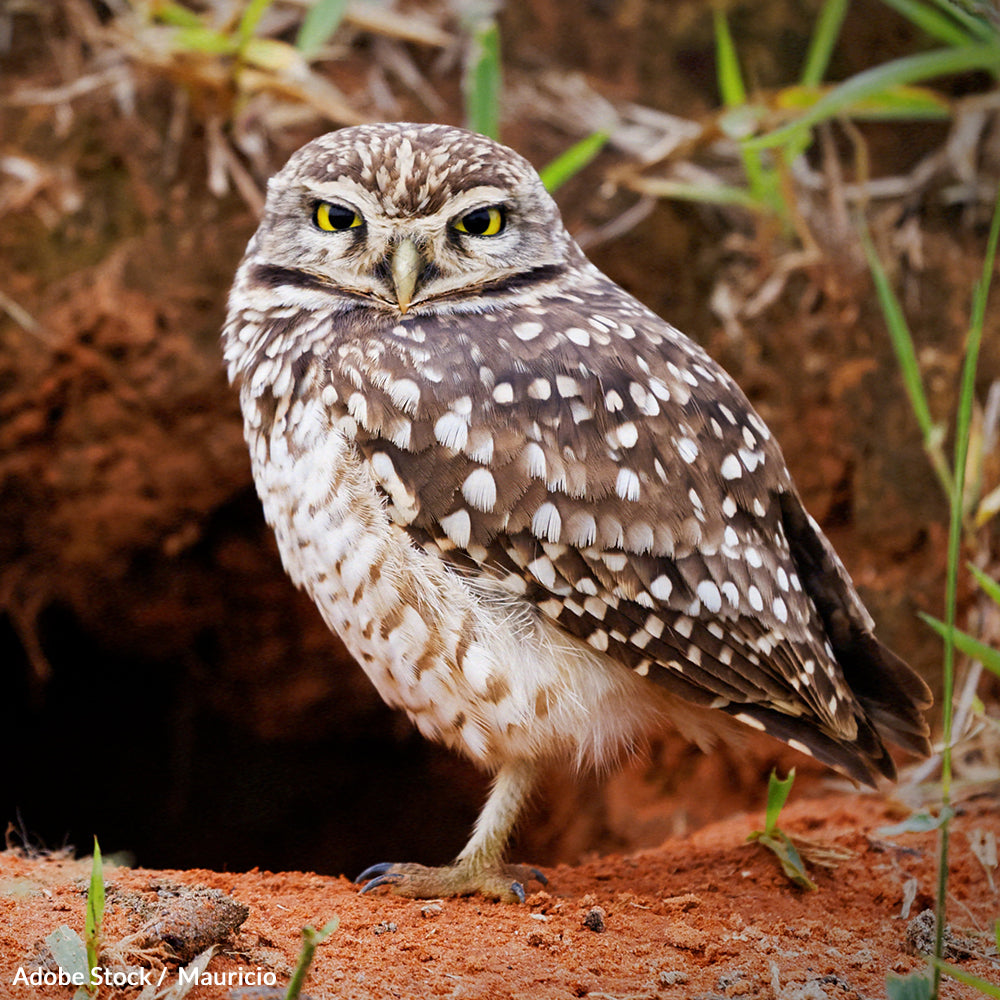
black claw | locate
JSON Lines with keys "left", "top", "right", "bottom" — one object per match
{"left": 359, "top": 873, "right": 404, "bottom": 894}
{"left": 355, "top": 862, "right": 397, "bottom": 884}
{"left": 529, "top": 867, "right": 548, "bottom": 886}
{"left": 510, "top": 880, "right": 526, "bottom": 903}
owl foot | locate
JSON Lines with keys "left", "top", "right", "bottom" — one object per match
{"left": 355, "top": 860, "right": 547, "bottom": 903}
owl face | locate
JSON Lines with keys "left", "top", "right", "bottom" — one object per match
{"left": 252, "top": 123, "right": 573, "bottom": 317}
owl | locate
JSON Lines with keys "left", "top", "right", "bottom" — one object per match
{"left": 222, "top": 122, "right": 932, "bottom": 902}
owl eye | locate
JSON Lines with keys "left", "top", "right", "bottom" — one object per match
{"left": 453, "top": 205, "right": 506, "bottom": 237}
{"left": 314, "top": 201, "right": 363, "bottom": 232}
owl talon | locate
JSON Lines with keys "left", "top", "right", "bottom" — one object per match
{"left": 354, "top": 862, "right": 397, "bottom": 884}
{"left": 358, "top": 873, "right": 404, "bottom": 894}
{"left": 527, "top": 867, "right": 548, "bottom": 886}
{"left": 354, "top": 860, "right": 544, "bottom": 902}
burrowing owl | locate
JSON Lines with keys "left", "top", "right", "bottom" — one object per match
{"left": 222, "top": 122, "right": 932, "bottom": 902}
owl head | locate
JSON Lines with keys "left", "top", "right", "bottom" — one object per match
{"left": 250, "top": 123, "right": 575, "bottom": 316}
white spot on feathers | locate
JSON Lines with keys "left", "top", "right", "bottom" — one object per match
{"left": 435, "top": 411, "right": 468, "bottom": 450}
{"left": 493, "top": 382, "right": 514, "bottom": 404}
{"left": 531, "top": 502, "right": 562, "bottom": 543}
{"left": 697, "top": 580, "right": 723, "bottom": 613}
{"left": 720, "top": 454, "right": 742, "bottom": 480}
{"left": 514, "top": 321, "right": 543, "bottom": 341}
{"left": 462, "top": 468, "right": 497, "bottom": 511}
{"left": 439, "top": 509, "right": 472, "bottom": 548}
{"left": 615, "top": 468, "right": 641, "bottom": 501}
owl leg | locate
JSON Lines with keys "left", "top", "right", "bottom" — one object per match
{"left": 355, "top": 758, "right": 547, "bottom": 902}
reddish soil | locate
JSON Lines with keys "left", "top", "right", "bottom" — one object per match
{"left": 3, "top": 791, "right": 998, "bottom": 999}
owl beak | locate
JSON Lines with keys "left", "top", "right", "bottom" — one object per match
{"left": 390, "top": 238, "right": 424, "bottom": 314}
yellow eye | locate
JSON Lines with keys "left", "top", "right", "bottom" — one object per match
{"left": 314, "top": 201, "right": 363, "bottom": 232}
{"left": 454, "top": 205, "right": 506, "bottom": 237}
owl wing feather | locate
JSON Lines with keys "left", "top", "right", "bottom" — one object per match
{"left": 323, "top": 262, "right": 930, "bottom": 783}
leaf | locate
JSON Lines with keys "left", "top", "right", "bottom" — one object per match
{"left": 167, "top": 945, "right": 217, "bottom": 1000}
{"left": 969, "top": 563, "right": 1000, "bottom": 606}
{"left": 920, "top": 612, "right": 1000, "bottom": 678}
{"left": 878, "top": 0, "right": 996, "bottom": 47}
{"left": 800, "top": 0, "right": 850, "bottom": 87}
{"left": 463, "top": 18, "right": 502, "bottom": 139}
{"left": 926, "top": 956, "right": 1000, "bottom": 998}
{"left": 858, "top": 223, "right": 953, "bottom": 496}
{"left": 171, "top": 25, "right": 239, "bottom": 55}
{"left": 85, "top": 838, "right": 104, "bottom": 986}
{"left": 886, "top": 971, "right": 934, "bottom": 1000}
{"left": 878, "top": 808, "right": 955, "bottom": 836}
{"left": 748, "top": 830, "right": 818, "bottom": 891}
{"left": 151, "top": 2, "right": 206, "bottom": 29}
{"left": 297, "top": 0, "right": 349, "bottom": 58}
{"left": 539, "top": 131, "right": 609, "bottom": 192}
{"left": 776, "top": 82, "right": 950, "bottom": 119}
{"left": 764, "top": 769, "right": 795, "bottom": 835}
{"left": 745, "top": 43, "right": 1000, "bottom": 150}
{"left": 713, "top": 7, "right": 747, "bottom": 107}
{"left": 746, "top": 771, "right": 817, "bottom": 890}
{"left": 285, "top": 918, "right": 339, "bottom": 1000}
{"left": 45, "top": 926, "right": 89, "bottom": 981}
{"left": 237, "top": 0, "right": 274, "bottom": 46}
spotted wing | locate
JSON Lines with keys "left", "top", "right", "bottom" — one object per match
{"left": 324, "top": 262, "right": 930, "bottom": 783}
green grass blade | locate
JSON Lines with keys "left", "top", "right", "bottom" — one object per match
{"left": 713, "top": 8, "right": 775, "bottom": 208}
{"left": 745, "top": 43, "right": 1000, "bottom": 150}
{"left": 859, "top": 222, "right": 953, "bottom": 495}
{"left": 801, "top": 0, "right": 850, "bottom": 86}
{"left": 539, "top": 131, "right": 610, "bottom": 192}
{"left": 776, "top": 82, "right": 949, "bottom": 118}
{"left": 969, "top": 563, "right": 1000, "bottom": 605}
{"left": 464, "top": 18, "right": 502, "bottom": 139}
{"left": 835, "top": 83, "right": 950, "bottom": 118}
{"left": 927, "top": 956, "right": 1000, "bottom": 998}
{"left": 713, "top": 7, "right": 747, "bottom": 105}
{"left": 764, "top": 768, "right": 795, "bottom": 834}
{"left": 296, "top": 0, "right": 349, "bottom": 57}
{"left": 886, "top": 972, "right": 934, "bottom": 1000}
{"left": 969, "top": 184, "right": 1000, "bottom": 340}
{"left": 878, "top": 0, "right": 982, "bottom": 46}
{"left": 285, "top": 919, "right": 339, "bottom": 1000}
{"left": 751, "top": 830, "right": 818, "bottom": 890}
{"left": 746, "top": 770, "right": 815, "bottom": 889}
{"left": 912, "top": 0, "right": 999, "bottom": 44}
{"left": 237, "top": 0, "right": 274, "bottom": 46}
{"left": 919, "top": 611, "right": 1000, "bottom": 678}
{"left": 171, "top": 25, "right": 240, "bottom": 55}
{"left": 152, "top": 1, "right": 206, "bottom": 29}
{"left": 85, "top": 838, "right": 104, "bottom": 990}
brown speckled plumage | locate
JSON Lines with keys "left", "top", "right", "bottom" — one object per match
{"left": 222, "top": 123, "right": 932, "bottom": 901}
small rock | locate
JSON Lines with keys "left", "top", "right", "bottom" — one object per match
{"left": 659, "top": 969, "right": 690, "bottom": 987}
{"left": 582, "top": 906, "right": 606, "bottom": 933}
{"left": 904, "top": 909, "right": 976, "bottom": 959}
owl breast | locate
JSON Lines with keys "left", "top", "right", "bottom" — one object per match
{"left": 237, "top": 351, "right": 670, "bottom": 772}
